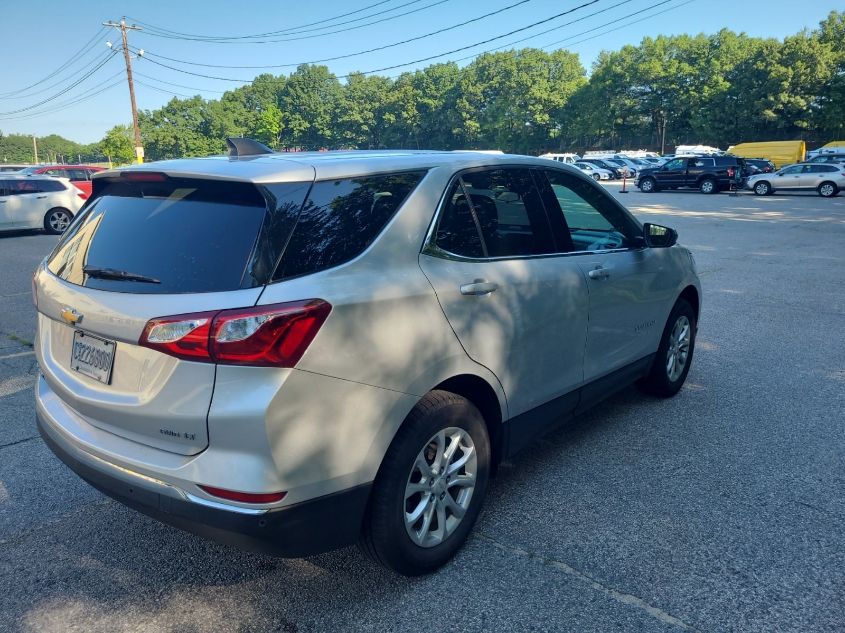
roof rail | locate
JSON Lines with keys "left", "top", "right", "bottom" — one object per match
{"left": 226, "top": 137, "right": 274, "bottom": 158}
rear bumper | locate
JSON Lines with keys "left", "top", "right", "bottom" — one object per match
{"left": 36, "top": 408, "right": 372, "bottom": 557}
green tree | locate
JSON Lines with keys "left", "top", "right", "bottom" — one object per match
{"left": 98, "top": 125, "right": 135, "bottom": 165}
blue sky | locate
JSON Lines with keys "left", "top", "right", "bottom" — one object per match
{"left": 1, "top": 0, "right": 840, "bottom": 143}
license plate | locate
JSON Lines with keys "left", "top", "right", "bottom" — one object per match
{"left": 71, "top": 330, "right": 116, "bottom": 384}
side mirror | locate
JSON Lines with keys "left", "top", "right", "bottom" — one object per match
{"left": 643, "top": 223, "right": 677, "bottom": 248}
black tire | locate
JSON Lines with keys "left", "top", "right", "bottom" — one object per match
{"left": 818, "top": 182, "right": 838, "bottom": 198}
{"left": 360, "top": 390, "right": 490, "bottom": 576}
{"left": 638, "top": 298, "right": 697, "bottom": 398}
{"left": 753, "top": 181, "right": 771, "bottom": 196}
{"left": 699, "top": 178, "right": 717, "bottom": 194}
{"left": 43, "top": 208, "right": 73, "bottom": 234}
{"left": 591, "top": 173, "right": 601, "bottom": 181}
{"left": 639, "top": 177, "right": 658, "bottom": 193}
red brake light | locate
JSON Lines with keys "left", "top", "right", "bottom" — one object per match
{"left": 198, "top": 485, "right": 286, "bottom": 504}
{"left": 138, "top": 300, "right": 331, "bottom": 367}
{"left": 727, "top": 167, "right": 735, "bottom": 177}
{"left": 121, "top": 171, "right": 168, "bottom": 182}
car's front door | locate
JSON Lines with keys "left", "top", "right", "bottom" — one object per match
{"left": 419, "top": 167, "right": 589, "bottom": 418}
{"left": 657, "top": 158, "right": 688, "bottom": 187}
{"left": 774, "top": 164, "right": 804, "bottom": 189}
{"left": 539, "top": 169, "right": 678, "bottom": 383}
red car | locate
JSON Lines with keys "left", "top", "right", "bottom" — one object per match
{"left": 18, "top": 165, "right": 105, "bottom": 199}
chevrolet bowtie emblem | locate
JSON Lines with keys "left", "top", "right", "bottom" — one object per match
{"left": 60, "top": 307, "right": 83, "bottom": 325}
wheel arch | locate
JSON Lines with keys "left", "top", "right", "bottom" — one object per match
{"left": 433, "top": 374, "right": 505, "bottom": 471}
{"left": 678, "top": 284, "right": 700, "bottom": 321}
{"left": 818, "top": 180, "right": 839, "bottom": 195}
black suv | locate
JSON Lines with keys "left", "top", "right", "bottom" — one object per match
{"left": 636, "top": 156, "right": 747, "bottom": 194}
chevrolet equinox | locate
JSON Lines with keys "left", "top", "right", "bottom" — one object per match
{"left": 34, "top": 139, "right": 701, "bottom": 575}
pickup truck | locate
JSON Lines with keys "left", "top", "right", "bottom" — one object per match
{"left": 636, "top": 156, "right": 747, "bottom": 194}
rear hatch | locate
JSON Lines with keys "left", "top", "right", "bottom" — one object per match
{"left": 35, "top": 171, "right": 311, "bottom": 455}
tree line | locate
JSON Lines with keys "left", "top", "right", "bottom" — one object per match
{"left": 3, "top": 11, "right": 842, "bottom": 165}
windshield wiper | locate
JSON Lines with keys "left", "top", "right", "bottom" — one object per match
{"left": 83, "top": 265, "right": 161, "bottom": 284}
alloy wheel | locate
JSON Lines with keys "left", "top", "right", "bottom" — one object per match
{"left": 404, "top": 427, "right": 477, "bottom": 548}
{"left": 48, "top": 210, "right": 71, "bottom": 232}
{"left": 666, "top": 315, "right": 691, "bottom": 382}
{"left": 819, "top": 183, "right": 835, "bottom": 197}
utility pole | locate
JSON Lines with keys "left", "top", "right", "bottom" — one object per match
{"left": 104, "top": 18, "right": 144, "bottom": 163}
{"left": 32, "top": 135, "right": 38, "bottom": 164}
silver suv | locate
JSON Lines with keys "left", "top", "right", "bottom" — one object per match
{"left": 34, "top": 140, "right": 701, "bottom": 575}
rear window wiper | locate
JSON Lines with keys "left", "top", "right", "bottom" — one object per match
{"left": 83, "top": 265, "right": 161, "bottom": 284}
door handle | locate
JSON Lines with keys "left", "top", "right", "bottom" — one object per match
{"left": 36, "top": 195, "right": 47, "bottom": 199}
{"left": 460, "top": 280, "right": 498, "bottom": 296}
{"left": 588, "top": 266, "right": 610, "bottom": 280}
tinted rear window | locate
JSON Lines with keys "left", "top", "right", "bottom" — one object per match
{"left": 272, "top": 171, "right": 425, "bottom": 281}
{"left": 46, "top": 177, "right": 298, "bottom": 294}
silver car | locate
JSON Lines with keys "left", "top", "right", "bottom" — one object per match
{"left": 1, "top": 175, "right": 82, "bottom": 233}
{"left": 574, "top": 161, "right": 612, "bottom": 181}
{"left": 747, "top": 162, "right": 845, "bottom": 197}
{"left": 34, "top": 140, "right": 701, "bottom": 575}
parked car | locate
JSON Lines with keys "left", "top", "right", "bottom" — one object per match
{"left": 574, "top": 161, "right": 612, "bottom": 180}
{"left": 34, "top": 142, "right": 701, "bottom": 576}
{"left": 0, "top": 175, "right": 83, "bottom": 233}
{"left": 636, "top": 155, "right": 747, "bottom": 194}
{"left": 604, "top": 158, "right": 638, "bottom": 178}
{"left": 806, "top": 153, "right": 845, "bottom": 166}
{"left": 538, "top": 152, "right": 580, "bottom": 164}
{"left": 746, "top": 163, "right": 844, "bottom": 197}
{"left": 18, "top": 164, "right": 106, "bottom": 199}
{"left": 746, "top": 159, "right": 776, "bottom": 175}
{"left": 0, "top": 164, "right": 28, "bottom": 172}
{"left": 579, "top": 158, "right": 623, "bottom": 179}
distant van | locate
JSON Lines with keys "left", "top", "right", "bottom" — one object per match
{"left": 539, "top": 153, "right": 580, "bottom": 164}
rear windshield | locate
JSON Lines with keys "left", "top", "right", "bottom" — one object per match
{"left": 46, "top": 177, "right": 303, "bottom": 294}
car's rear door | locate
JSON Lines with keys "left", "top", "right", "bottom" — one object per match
{"left": 35, "top": 174, "right": 311, "bottom": 455}
{"left": 419, "top": 166, "right": 589, "bottom": 419}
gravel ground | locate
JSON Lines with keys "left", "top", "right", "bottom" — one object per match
{"left": 0, "top": 187, "right": 843, "bottom": 633}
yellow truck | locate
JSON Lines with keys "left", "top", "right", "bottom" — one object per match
{"left": 727, "top": 140, "right": 806, "bottom": 168}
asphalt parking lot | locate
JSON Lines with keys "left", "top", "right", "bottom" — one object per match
{"left": 1, "top": 187, "right": 843, "bottom": 633}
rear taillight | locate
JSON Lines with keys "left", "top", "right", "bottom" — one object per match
{"left": 78, "top": 193, "right": 87, "bottom": 200}
{"left": 727, "top": 167, "right": 735, "bottom": 178}
{"left": 139, "top": 299, "right": 331, "bottom": 367}
{"left": 31, "top": 273, "right": 38, "bottom": 308}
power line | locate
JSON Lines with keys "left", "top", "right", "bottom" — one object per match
{"left": 131, "top": 0, "right": 451, "bottom": 45}
{"left": 126, "top": 0, "right": 402, "bottom": 40}
{"left": 0, "top": 52, "right": 119, "bottom": 117}
{"left": 0, "top": 74, "right": 125, "bottom": 121}
{"left": 0, "top": 27, "right": 108, "bottom": 98}
{"left": 142, "top": 0, "right": 534, "bottom": 69}
{"left": 132, "top": 0, "right": 602, "bottom": 83}
{"left": 134, "top": 71, "right": 229, "bottom": 94}
{"left": 135, "top": 79, "right": 195, "bottom": 100}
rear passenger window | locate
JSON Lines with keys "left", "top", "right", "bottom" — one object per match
{"left": 273, "top": 171, "right": 425, "bottom": 280}
{"left": 458, "top": 168, "right": 554, "bottom": 258}
{"left": 434, "top": 181, "right": 485, "bottom": 258}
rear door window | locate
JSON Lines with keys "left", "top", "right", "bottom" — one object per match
{"left": 47, "top": 177, "right": 308, "bottom": 294}
{"left": 272, "top": 171, "right": 425, "bottom": 281}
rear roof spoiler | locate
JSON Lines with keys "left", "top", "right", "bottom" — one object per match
{"left": 226, "top": 137, "right": 274, "bottom": 158}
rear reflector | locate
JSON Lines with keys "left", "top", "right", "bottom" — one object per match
{"left": 198, "top": 485, "right": 287, "bottom": 504}
{"left": 139, "top": 299, "right": 331, "bottom": 367}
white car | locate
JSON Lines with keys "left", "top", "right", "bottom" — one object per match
{"left": 574, "top": 162, "right": 612, "bottom": 181}
{"left": 539, "top": 152, "right": 580, "bottom": 164}
{"left": 0, "top": 175, "right": 83, "bottom": 233}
